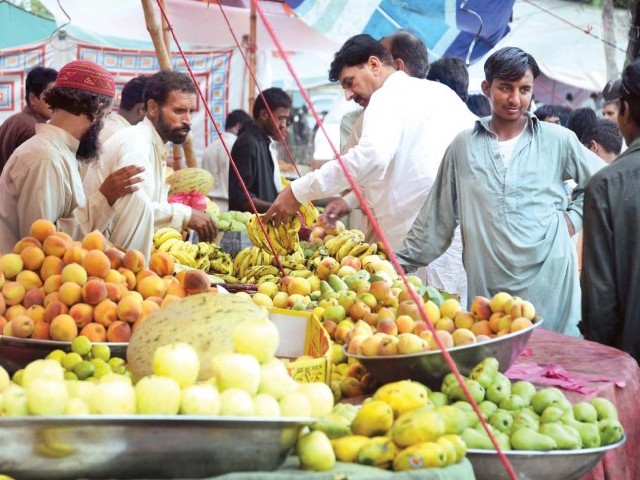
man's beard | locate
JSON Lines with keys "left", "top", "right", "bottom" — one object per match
{"left": 156, "top": 110, "right": 190, "bottom": 144}
{"left": 76, "top": 120, "right": 103, "bottom": 163}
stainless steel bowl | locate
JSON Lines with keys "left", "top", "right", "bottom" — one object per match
{"left": 344, "top": 319, "right": 543, "bottom": 390}
{"left": 0, "top": 415, "right": 312, "bottom": 479}
{"left": 0, "top": 336, "right": 127, "bottom": 374}
{"left": 467, "top": 435, "right": 626, "bottom": 480}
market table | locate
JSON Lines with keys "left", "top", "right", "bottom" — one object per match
{"left": 506, "top": 328, "right": 640, "bottom": 480}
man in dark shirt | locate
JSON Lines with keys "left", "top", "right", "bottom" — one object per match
{"left": 228, "top": 87, "right": 291, "bottom": 212}
{"left": 0, "top": 66, "right": 58, "bottom": 174}
{"left": 580, "top": 59, "right": 640, "bottom": 364}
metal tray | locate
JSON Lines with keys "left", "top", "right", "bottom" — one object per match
{"left": 467, "top": 434, "right": 626, "bottom": 480}
{"left": 344, "top": 319, "right": 543, "bottom": 390}
{"left": 0, "top": 336, "right": 127, "bottom": 374}
{"left": 0, "top": 415, "right": 312, "bottom": 479}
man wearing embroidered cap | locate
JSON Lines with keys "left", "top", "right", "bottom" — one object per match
{"left": 0, "top": 59, "right": 153, "bottom": 255}
{"left": 581, "top": 58, "right": 640, "bottom": 363}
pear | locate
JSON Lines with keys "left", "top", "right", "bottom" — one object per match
{"left": 489, "top": 409, "right": 514, "bottom": 434}
{"left": 319, "top": 280, "right": 334, "bottom": 296}
{"left": 566, "top": 420, "right": 601, "bottom": 448}
{"left": 297, "top": 431, "right": 336, "bottom": 471}
{"left": 486, "top": 381, "right": 511, "bottom": 405}
{"left": 469, "top": 357, "right": 500, "bottom": 389}
{"left": 429, "top": 391, "right": 449, "bottom": 407}
{"left": 441, "top": 373, "right": 460, "bottom": 396}
{"left": 531, "top": 388, "right": 566, "bottom": 415}
{"left": 573, "top": 402, "right": 598, "bottom": 424}
{"left": 327, "top": 274, "right": 348, "bottom": 292}
{"left": 598, "top": 418, "right": 624, "bottom": 446}
{"left": 512, "top": 411, "right": 540, "bottom": 432}
{"left": 434, "top": 405, "right": 470, "bottom": 435}
{"left": 539, "top": 423, "right": 582, "bottom": 450}
{"left": 511, "top": 381, "right": 536, "bottom": 405}
{"left": 448, "top": 379, "right": 485, "bottom": 404}
{"left": 511, "top": 427, "right": 556, "bottom": 451}
{"left": 462, "top": 427, "right": 495, "bottom": 450}
{"left": 451, "top": 401, "right": 480, "bottom": 428}
{"left": 499, "top": 394, "right": 528, "bottom": 411}
{"left": 540, "top": 406, "right": 565, "bottom": 424}
{"left": 478, "top": 400, "right": 499, "bottom": 420}
{"left": 591, "top": 397, "right": 618, "bottom": 421}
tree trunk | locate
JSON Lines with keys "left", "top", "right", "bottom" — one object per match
{"left": 603, "top": 0, "right": 619, "bottom": 79}
{"left": 626, "top": 0, "right": 640, "bottom": 64}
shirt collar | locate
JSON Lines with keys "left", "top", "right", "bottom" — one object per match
{"left": 473, "top": 111, "right": 539, "bottom": 136}
{"left": 35, "top": 123, "right": 80, "bottom": 153}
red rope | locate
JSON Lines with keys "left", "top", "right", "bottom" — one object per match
{"left": 154, "top": 0, "right": 286, "bottom": 276}
{"left": 251, "top": 0, "right": 518, "bottom": 478}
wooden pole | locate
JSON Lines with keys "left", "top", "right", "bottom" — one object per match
{"left": 248, "top": 0, "right": 257, "bottom": 115}
{"left": 141, "top": 0, "right": 197, "bottom": 169}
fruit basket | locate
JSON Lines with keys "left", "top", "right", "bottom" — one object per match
{"left": 344, "top": 319, "right": 543, "bottom": 390}
{"left": 0, "top": 336, "right": 127, "bottom": 374}
{"left": 0, "top": 415, "right": 312, "bottom": 479}
{"left": 466, "top": 434, "right": 626, "bottom": 480}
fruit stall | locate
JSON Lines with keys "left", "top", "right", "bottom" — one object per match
{"left": 0, "top": 214, "right": 636, "bottom": 480}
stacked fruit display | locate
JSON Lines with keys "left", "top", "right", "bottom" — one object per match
{"left": 208, "top": 210, "right": 250, "bottom": 232}
{"left": 0, "top": 219, "right": 216, "bottom": 343}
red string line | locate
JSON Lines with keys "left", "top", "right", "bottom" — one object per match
{"left": 154, "top": 0, "right": 286, "bottom": 275}
{"left": 251, "top": 0, "right": 518, "bottom": 478}
{"left": 213, "top": 1, "right": 302, "bottom": 178}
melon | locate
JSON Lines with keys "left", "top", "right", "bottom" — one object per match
{"left": 167, "top": 167, "right": 215, "bottom": 195}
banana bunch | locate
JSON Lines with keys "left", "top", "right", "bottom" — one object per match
{"left": 299, "top": 201, "right": 319, "bottom": 226}
{"left": 246, "top": 214, "right": 301, "bottom": 255}
{"left": 201, "top": 242, "right": 234, "bottom": 277}
{"left": 233, "top": 246, "right": 274, "bottom": 280}
{"left": 240, "top": 264, "right": 281, "bottom": 284}
{"left": 153, "top": 227, "right": 184, "bottom": 252}
{"left": 324, "top": 231, "right": 378, "bottom": 263}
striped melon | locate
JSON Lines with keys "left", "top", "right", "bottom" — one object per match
{"left": 167, "top": 167, "right": 215, "bottom": 195}
{"left": 126, "top": 293, "right": 268, "bottom": 381}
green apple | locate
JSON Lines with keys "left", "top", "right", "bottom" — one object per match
{"left": 279, "top": 390, "right": 312, "bottom": 418}
{"left": 258, "top": 358, "right": 298, "bottom": 400}
{"left": 1, "top": 383, "right": 28, "bottom": 416}
{"left": 135, "top": 375, "right": 181, "bottom": 414}
{"left": 210, "top": 353, "right": 261, "bottom": 395}
{"left": 90, "top": 376, "right": 136, "bottom": 414}
{"left": 232, "top": 317, "right": 280, "bottom": 363}
{"left": 253, "top": 393, "right": 281, "bottom": 417}
{"left": 27, "top": 378, "right": 68, "bottom": 415}
{"left": 152, "top": 343, "right": 200, "bottom": 388}
{"left": 219, "top": 388, "right": 255, "bottom": 416}
{"left": 22, "top": 359, "right": 64, "bottom": 388}
{"left": 297, "top": 382, "right": 334, "bottom": 417}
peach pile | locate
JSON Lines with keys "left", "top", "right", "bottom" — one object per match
{"left": 0, "top": 220, "right": 215, "bottom": 343}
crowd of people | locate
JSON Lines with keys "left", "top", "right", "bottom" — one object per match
{"left": 0, "top": 31, "right": 637, "bottom": 364}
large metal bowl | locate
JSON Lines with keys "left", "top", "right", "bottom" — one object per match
{"left": 467, "top": 434, "right": 626, "bottom": 480}
{"left": 344, "top": 319, "right": 542, "bottom": 390}
{"left": 0, "top": 336, "right": 127, "bottom": 374}
{"left": 0, "top": 415, "right": 312, "bottom": 479}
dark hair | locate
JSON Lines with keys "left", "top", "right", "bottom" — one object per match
{"left": 620, "top": 95, "right": 640, "bottom": 127}
{"left": 484, "top": 47, "right": 540, "bottom": 84}
{"left": 582, "top": 118, "right": 623, "bottom": 155}
{"left": 533, "top": 104, "right": 557, "bottom": 121}
{"left": 252, "top": 88, "right": 292, "bottom": 119}
{"left": 25, "top": 66, "right": 58, "bottom": 104}
{"left": 603, "top": 99, "right": 620, "bottom": 109}
{"left": 143, "top": 70, "right": 196, "bottom": 108}
{"left": 555, "top": 105, "right": 572, "bottom": 127}
{"left": 119, "top": 75, "right": 148, "bottom": 111}
{"left": 567, "top": 108, "right": 598, "bottom": 143}
{"left": 329, "top": 34, "right": 394, "bottom": 82}
{"left": 384, "top": 30, "right": 429, "bottom": 79}
{"left": 43, "top": 87, "right": 112, "bottom": 121}
{"left": 427, "top": 57, "right": 469, "bottom": 102}
{"left": 225, "top": 109, "right": 252, "bottom": 129}
{"left": 466, "top": 94, "right": 491, "bottom": 117}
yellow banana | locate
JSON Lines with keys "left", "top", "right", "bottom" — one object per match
{"left": 158, "top": 237, "right": 181, "bottom": 252}
{"left": 336, "top": 238, "right": 360, "bottom": 262}
{"left": 350, "top": 229, "right": 366, "bottom": 241}
{"left": 153, "top": 227, "right": 182, "bottom": 247}
{"left": 289, "top": 269, "right": 312, "bottom": 278}
{"left": 327, "top": 235, "right": 350, "bottom": 256}
{"left": 298, "top": 201, "right": 319, "bottom": 226}
{"left": 348, "top": 242, "right": 370, "bottom": 258}
{"left": 358, "top": 242, "right": 378, "bottom": 258}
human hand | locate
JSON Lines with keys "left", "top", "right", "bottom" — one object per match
{"left": 188, "top": 209, "right": 217, "bottom": 242}
{"left": 263, "top": 185, "right": 301, "bottom": 226}
{"left": 99, "top": 165, "right": 145, "bottom": 206}
{"left": 321, "top": 197, "right": 351, "bottom": 227}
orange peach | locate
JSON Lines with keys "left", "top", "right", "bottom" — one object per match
{"left": 107, "top": 320, "right": 132, "bottom": 342}
{"left": 29, "top": 219, "right": 56, "bottom": 242}
{"left": 104, "top": 269, "right": 126, "bottom": 284}
{"left": 361, "top": 311, "right": 379, "bottom": 328}
{"left": 31, "top": 320, "right": 51, "bottom": 340}
{"left": 40, "top": 255, "right": 64, "bottom": 280}
{"left": 105, "top": 282, "right": 123, "bottom": 302}
{"left": 116, "top": 295, "right": 143, "bottom": 323}
{"left": 81, "top": 230, "right": 106, "bottom": 251}
{"left": 62, "top": 245, "right": 88, "bottom": 266}
{"left": 49, "top": 313, "right": 78, "bottom": 341}
{"left": 43, "top": 274, "right": 63, "bottom": 294}
{"left": 497, "top": 314, "right": 513, "bottom": 333}
{"left": 5, "top": 304, "right": 26, "bottom": 321}
{"left": 0, "top": 253, "right": 24, "bottom": 279}
{"left": 488, "top": 312, "right": 505, "bottom": 333}
{"left": 510, "top": 317, "right": 533, "bottom": 332}
{"left": 470, "top": 295, "right": 492, "bottom": 320}
{"left": 16, "top": 270, "right": 42, "bottom": 291}
{"left": 135, "top": 269, "right": 157, "bottom": 286}
{"left": 2, "top": 281, "right": 26, "bottom": 306}
{"left": 25, "top": 304, "right": 45, "bottom": 323}
{"left": 160, "top": 294, "right": 182, "bottom": 308}
{"left": 104, "top": 248, "right": 125, "bottom": 270}
{"left": 43, "top": 300, "right": 69, "bottom": 323}
{"left": 369, "top": 280, "right": 391, "bottom": 302}
{"left": 395, "top": 314, "right": 415, "bottom": 334}
{"left": 20, "top": 246, "right": 45, "bottom": 271}
{"left": 80, "top": 322, "right": 107, "bottom": 343}
{"left": 69, "top": 303, "right": 94, "bottom": 329}
{"left": 60, "top": 263, "right": 88, "bottom": 286}
{"left": 81, "top": 278, "right": 108, "bottom": 306}
{"left": 82, "top": 250, "right": 111, "bottom": 278}
{"left": 2, "top": 321, "right": 12, "bottom": 336}
{"left": 141, "top": 299, "right": 161, "bottom": 318}
{"left": 428, "top": 330, "right": 454, "bottom": 350}
{"left": 52, "top": 231, "right": 73, "bottom": 245}
{"left": 452, "top": 328, "right": 476, "bottom": 346}
{"left": 58, "top": 282, "right": 83, "bottom": 306}
{"left": 454, "top": 311, "right": 475, "bottom": 330}
{"left": 0, "top": 295, "right": 5, "bottom": 316}
{"left": 349, "top": 301, "right": 371, "bottom": 321}
{"left": 42, "top": 234, "right": 70, "bottom": 258}
{"left": 149, "top": 251, "right": 175, "bottom": 277}
{"left": 23, "top": 287, "right": 45, "bottom": 308}
{"left": 181, "top": 269, "right": 210, "bottom": 295}
{"left": 471, "top": 320, "right": 492, "bottom": 337}
{"left": 122, "top": 249, "right": 145, "bottom": 273}
{"left": 136, "top": 275, "right": 167, "bottom": 299}
{"left": 377, "top": 306, "right": 396, "bottom": 322}
{"left": 117, "top": 267, "right": 136, "bottom": 290}
{"left": 397, "top": 300, "right": 421, "bottom": 321}
{"left": 435, "top": 316, "right": 455, "bottom": 333}
{"left": 13, "top": 236, "right": 42, "bottom": 254}
{"left": 93, "top": 299, "right": 118, "bottom": 328}
{"left": 144, "top": 296, "right": 163, "bottom": 306}
{"left": 165, "top": 282, "right": 187, "bottom": 298}
{"left": 43, "top": 291, "right": 60, "bottom": 308}
{"left": 9, "top": 314, "right": 34, "bottom": 338}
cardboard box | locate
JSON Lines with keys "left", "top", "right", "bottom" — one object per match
{"left": 270, "top": 308, "right": 332, "bottom": 385}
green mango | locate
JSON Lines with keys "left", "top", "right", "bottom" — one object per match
{"left": 573, "top": 402, "right": 598, "bottom": 424}
{"left": 598, "top": 418, "right": 624, "bottom": 446}
{"left": 478, "top": 400, "right": 499, "bottom": 420}
{"left": 429, "top": 391, "right": 449, "bottom": 407}
{"left": 566, "top": 420, "right": 601, "bottom": 448}
{"left": 449, "top": 379, "right": 485, "bottom": 404}
{"left": 539, "top": 423, "right": 581, "bottom": 450}
{"left": 327, "top": 274, "right": 348, "bottom": 292}
{"left": 591, "top": 397, "right": 619, "bottom": 421}
{"left": 531, "top": 388, "right": 566, "bottom": 415}
{"left": 469, "top": 357, "right": 500, "bottom": 389}
{"left": 486, "top": 381, "right": 511, "bottom": 405}
{"left": 540, "top": 406, "right": 565, "bottom": 424}
{"left": 499, "top": 394, "right": 528, "bottom": 411}
{"left": 434, "top": 405, "right": 469, "bottom": 435}
{"left": 489, "top": 409, "right": 514, "bottom": 434}
{"left": 511, "top": 427, "right": 557, "bottom": 451}
{"left": 511, "top": 381, "right": 537, "bottom": 405}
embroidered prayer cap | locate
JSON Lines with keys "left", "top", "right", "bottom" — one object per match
{"left": 54, "top": 60, "right": 115, "bottom": 97}
{"left": 603, "top": 58, "right": 640, "bottom": 101}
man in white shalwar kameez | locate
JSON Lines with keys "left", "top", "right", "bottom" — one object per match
{"left": 0, "top": 60, "right": 153, "bottom": 255}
